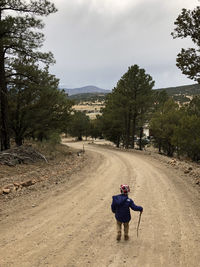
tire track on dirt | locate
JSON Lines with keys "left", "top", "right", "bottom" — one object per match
{"left": 0, "top": 142, "right": 199, "bottom": 267}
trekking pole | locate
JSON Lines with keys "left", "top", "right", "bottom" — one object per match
{"left": 137, "top": 212, "right": 142, "bottom": 238}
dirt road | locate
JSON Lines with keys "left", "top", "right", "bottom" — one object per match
{"left": 0, "top": 141, "right": 200, "bottom": 267}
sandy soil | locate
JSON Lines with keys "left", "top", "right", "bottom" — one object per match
{"left": 0, "top": 141, "right": 200, "bottom": 267}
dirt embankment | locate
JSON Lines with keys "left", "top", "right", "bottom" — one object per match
{"left": 0, "top": 142, "right": 88, "bottom": 202}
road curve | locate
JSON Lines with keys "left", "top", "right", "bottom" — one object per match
{"left": 0, "top": 141, "right": 200, "bottom": 267}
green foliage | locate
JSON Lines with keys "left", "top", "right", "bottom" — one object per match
{"left": 89, "top": 118, "right": 103, "bottom": 139}
{"left": 187, "top": 96, "right": 200, "bottom": 117}
{"left": 47, "top": 132, "right": 61, "bottom": 145}
{"left": 68, "top": 111, "right": 90, "bottom": 141}
{"left": 172, "top": 114, "right": 200, "bottom": 161}
{"left": 100, "top": 65, "right": 154, "bottom": 148}
{"left": 152, "top": 90, "right": 169, "bottom": 111}
{"left": 0, "top": 0, "right": 57, "bottom": 150}
{"left": 8, "top": 68, "right": 73, "bottom": 145}
{"left": 150, "top": 96, "right": 200, "bottom": 161}
{"left": 150, "top": 99, "right": 180, "bottom": 156}
{"left": 99, "top": 92, "right": 124, "bottom": 146}
{"left": 172, "top": 6, "right": 200, "bottom": 83}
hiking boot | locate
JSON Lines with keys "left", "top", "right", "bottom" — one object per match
{"left": 116, "top": 234, "right": 121, "bottom": 241}
{"left": 124, "top": 235, "right": 129, "bottom": 241}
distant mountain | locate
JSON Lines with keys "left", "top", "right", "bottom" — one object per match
{"left": 61, "top": 83, "right": 200, "bottom": 103}
{"left": 60, "top": 85, "right": 111, "bottom": 96}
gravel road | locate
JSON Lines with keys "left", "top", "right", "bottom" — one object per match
{"left": 0, "top": 141, "right": 199, "bottom": 267}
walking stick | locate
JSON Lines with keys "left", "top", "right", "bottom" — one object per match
{"left": 137, "top": 212, "right": 142, "bottom": 238}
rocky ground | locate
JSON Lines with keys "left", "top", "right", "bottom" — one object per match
{"left": 0, "top": 142, "right": 88, "bottom": 207}
{"left": 145, "top": 146, "right": 200, "bottom": 189}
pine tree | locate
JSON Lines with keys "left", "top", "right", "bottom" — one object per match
{"left": 113, "top": 65, "right": 154, "bottom": 148}
{"left": 101, "top": 65, "right": 154, "bottom": 148}
{"left": 171, "top": 6, "right": 200, "bottom": 83}
{"left": 0, "top": 0, "right": 57, "bottom": 150}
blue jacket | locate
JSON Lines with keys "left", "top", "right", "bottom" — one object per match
{"left": 111, "top": 194, "right": 143, "bottom": 223}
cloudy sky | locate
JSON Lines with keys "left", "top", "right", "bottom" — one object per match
{"left": 43, "top": 0, "right": 199, "bottom": 90}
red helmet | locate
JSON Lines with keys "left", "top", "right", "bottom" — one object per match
{"left": 120, "top": 184, "right": 130, "bottom": 194}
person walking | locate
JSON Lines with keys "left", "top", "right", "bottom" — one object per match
{"left": 111, "top": 184, "right": 143, "bottom": 241}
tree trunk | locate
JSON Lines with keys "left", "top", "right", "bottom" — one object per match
{"left": 167, "top": 143, "right": 174, "bottom": 157}
{"left": 0, "top": 42, "right": 10, "bottom": 150}
{"left": 131, "top": 114, "right": 137, "bottom": 149}
{"left": 139, "top": 127, "right": 143, "bottom": 150}
{"left": 125, "top": 109, "right": 131, "bottom": 149}
{"left": 116, "top": 135, "right": 120, "bottom": 148}
{"left": 15, "top": 135, "right": 23, "bottom": 146}
{"left": 78, "top": 135, "right": 82, "bottom": 141}
{"left": 38, "top": 132, "right": 44, "bottom": 142}
{"left": 158, "top": 142, "right": 161, "bottom": 153}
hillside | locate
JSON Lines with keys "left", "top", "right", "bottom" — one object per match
{"left": 62, "top": 83, "right": 200, "bottom": 104}
{"left": 61, "top": 85, "right": 111, "bottom": 96}
{"left": 156, "top": 83, "right": 200, "bottom": 95}
{"left": 69, "top": 92, "right": 108, "bottom": 103}
{"left": 156, "top": 83, "right": 200, "bottom": 103}
{"left": 69, "top": 83, "right": 200, "bottom": 116}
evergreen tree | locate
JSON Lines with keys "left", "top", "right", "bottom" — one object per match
{"left": 172, "top": 113, "right": 200, "bottom": 161}
{"left": 100, "top": 91, "right": 125, "bottom": 147}
{"left": 172, "top": 96, "right": 200, "bottom": 161}
{"left": 171, "top": 6, "right": 200, "bottom": 83}
{"left": 150, "top": 98, "right": 180, "bottom": 156}
{"left": 102, "top": 65, "right": 154, "bottom": 148}
{"left": 89, "top": 117, "right": 103, "bottom": 140}
{"left": 68, "top": 111, "right": 90, "bottom": 141}
{"left": 8, "top": 65, "right": 73, "bottom": 145}
{"left": 187, "top": 95, "right": 200, "bottom": 116}
{"left": 152, "top": 90, "right": 169, "bottom": 112}
{"left": 0, "top": 0, "right": 57, "bottom": 150}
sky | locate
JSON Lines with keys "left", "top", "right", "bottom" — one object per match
{"left": 42, "top": 0, "right": 199, "bottom": 90}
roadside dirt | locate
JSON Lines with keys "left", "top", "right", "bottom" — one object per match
{"left": 0, "top": 143, "right": 88, "bottom": 216}
{"left": 0, "top": 140, "right": 199, "bottom": 267}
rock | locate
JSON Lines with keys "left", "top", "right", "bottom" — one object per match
{"left": 12, "top": 186, "right": 17, "bottom": 192}
{"left": 3, "top": 188, "right": 11, "bottom": 194}
{"left": 3, "top": 184, "right": 14, "bottom": 190}
{"left": 13, "top": 182, "right": 22, "bottom": 190}
{"left": 168, "top": 159, "right": 176, "bottom": 165}
{"left": 13, "top": 182, "right": 21, "bottom": 187}
{"left": 20, "top": 179, "right": 36, "bottom": 187}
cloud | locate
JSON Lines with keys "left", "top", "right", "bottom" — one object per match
{"left": 43, "top": 0, "right": 199, "bottom": 89}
